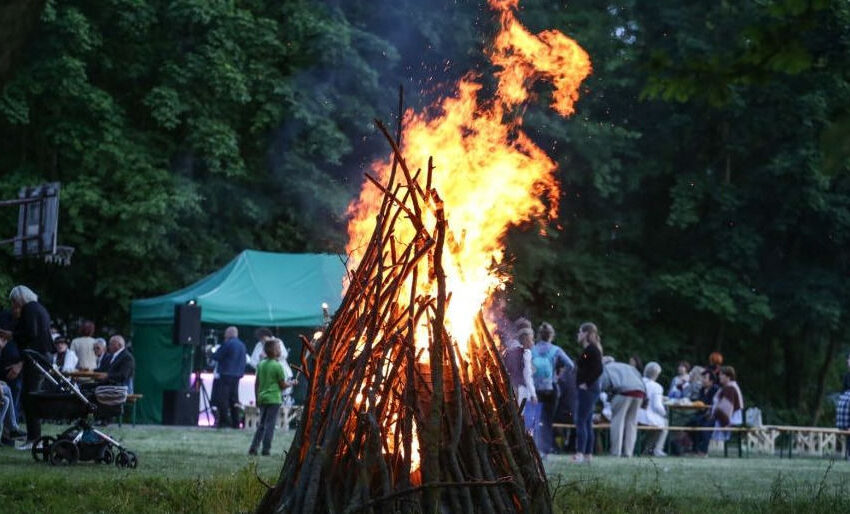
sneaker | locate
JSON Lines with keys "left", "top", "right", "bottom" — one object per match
{"left": 571, "top": 453, "right": 584, "bottom": 463}
{"left": 16, "top": 440, "right": 34, "bottom": 451}
{"left": 248, "top": 449, "right": 257, "bottom": 456}
{"left": 261, "top": 450, "right": 270, "bottom": 456}
{"left": 653, "top": 450, "right": 667, "bottom": 457}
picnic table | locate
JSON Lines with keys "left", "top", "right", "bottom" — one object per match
{"left": 68, "top": 370, "right": 107, "bottom": 381}
{"left": 664, "top": 399, "right": 708, "bottom": 427}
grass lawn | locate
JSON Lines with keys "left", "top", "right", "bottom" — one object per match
{"left": 1, "top": 424, "right": 849, "bottom": 513}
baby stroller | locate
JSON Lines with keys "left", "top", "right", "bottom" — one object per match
{"left": 23, "top": 349, "right": 138, "bottom": 468}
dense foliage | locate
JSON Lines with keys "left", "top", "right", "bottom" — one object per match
{"left": 0, "top": 0, "right": 848, "bottom": 422}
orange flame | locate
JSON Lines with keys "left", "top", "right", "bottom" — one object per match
{"left": 347, "top": 1, "right": 590, "bottom": 341}
{"left": 345, "top": 0, "right": 591, "bottom": 474}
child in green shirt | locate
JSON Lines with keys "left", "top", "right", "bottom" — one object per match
{"left": 249, "top": 339, "right": 296, "bottom": 455}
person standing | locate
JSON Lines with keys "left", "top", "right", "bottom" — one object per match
{"left": 573, "top": 322, "right": 603, "bottom": 463}
{"left": 249, "top": 328, "right": 274, "bottom": 369}
{"left": 211, "top": 326, "right": 246, "bottom": 428}
{"left": 638, "top": 362, "right": 668, "bottom": 456}
{"left": 249, "top": 329, "right": 295, "bottom": 402}
{"left": 504, "top": 325, "right": 537, "bottom": 433}
{"left": 531, "top": 322, "right": 573, "bottom": 456}
{"left": 70, "top": 320, "right": 98, "bottom": 371}
{"left": 599, "top": 358, "right": 646, "bottom": 458}
{"left": 8, "top": 285, "right": 55, "bottom": 450}
{"left": 842, "top": 352, "right": 850, "bottom": 393}
{"left": 249, "top": 339, "right": 297, "bottom": 456}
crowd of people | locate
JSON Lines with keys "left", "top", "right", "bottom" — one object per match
{"left": 204, "top": 325, "right": 297, "bottom": 455}
{"left": 0, "top": 285, "right": 135, "bottom": 450}
{"left": 499, "top": 318, "right": 748, "bottom": 460}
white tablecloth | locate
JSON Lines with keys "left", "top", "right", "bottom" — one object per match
{"left": 188, "top": 372, "right": 256, "bottom": 426}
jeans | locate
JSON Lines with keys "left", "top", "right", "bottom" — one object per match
{"left": 576, "top": 381, "right": 600, "bottom": 455}
{"left": 523, "top": 400, "right": 540, "bottom": 435}
{"left": 692, "top": 416, "right": 715, "bottom": 453}
{"left": 1, "top": 383, "right": 20, "bottom": 433}
{"left": 212, "top": 376, "right": 241, "bottom": 428}
{"left": 534, "top": 389, "right": 557, "bottom": 455}
{"left": 250, "top": 404, "right": 281, "bottom": 453}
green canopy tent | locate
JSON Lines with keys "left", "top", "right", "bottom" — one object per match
{"left": 130, "top": 250, "right": 346, "bottom": 423}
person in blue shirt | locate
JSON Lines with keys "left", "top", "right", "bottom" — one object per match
{"left": 211, "top": 326, "right": 247, "bottom": 428}
{"left": 531, "top": 322, "right": 574, "bottom": 456}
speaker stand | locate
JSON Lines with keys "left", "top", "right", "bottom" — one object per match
{"left": 189, "top": 344, "right": 212, "bottom": 426}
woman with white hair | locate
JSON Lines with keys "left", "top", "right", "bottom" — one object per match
{"left": 637, "top": 361, "right": 668, "bottom": 457}
{"left": 8, "top": 285, "right": 55, "bottom": 449}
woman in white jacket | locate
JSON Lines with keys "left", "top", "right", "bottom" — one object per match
{"left": 637, "top": 361, "right": 668, "bottom": 456}
{"left": 51, "top": 337, "right": 78, "bottom": 374}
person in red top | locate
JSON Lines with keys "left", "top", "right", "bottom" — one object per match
{"left": 706, "top": 352, "right": 724, "bottom": 376}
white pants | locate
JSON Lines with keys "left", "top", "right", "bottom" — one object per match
{"left": 610, "top": 395, "right": 642, "bottom": 457}
{"left": 645, "top": 422, "right": 668, "bottom": 455}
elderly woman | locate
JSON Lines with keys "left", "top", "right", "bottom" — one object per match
{"left": 638, "top": 362, "right": 668, "bottom": 456}
{"left": 686, "top": 365, "right": 706, "bottom": 401}
{"left": 51, "top": 336, "right": 78, "bottom": 374}
{"left": 9, "top": 285, "right": 54, "bottom": 449}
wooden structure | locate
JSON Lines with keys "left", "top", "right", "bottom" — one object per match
{"left": 257, "top": 121, "right": 550, "bottom": 513}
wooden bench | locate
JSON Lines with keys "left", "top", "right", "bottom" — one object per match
{"left": 553, "top": 423, "right": 753, "bottom": 457}
{"left": 761, "top": 425, "right": 850, "bottom": 459}
{"left": 553, "top": 422, "right": 850, "bottom": 459}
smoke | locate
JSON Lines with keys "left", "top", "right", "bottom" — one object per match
{"left": 263, "top": 1, "right": 495, "bottom": 252}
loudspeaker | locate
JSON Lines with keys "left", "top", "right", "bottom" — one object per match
{"left": 173, "top": 304, "right": 201, "bottom": 345}
{"left": 162, "top": 389, "right": 199, "bottom": 426}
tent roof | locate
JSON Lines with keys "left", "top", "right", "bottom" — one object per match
{"left": 131, "top": 250, "right": 346, "bottom": 326}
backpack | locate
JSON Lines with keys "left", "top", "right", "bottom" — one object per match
{"left": 532, "top": 345, "right": 559, "bottom": 382}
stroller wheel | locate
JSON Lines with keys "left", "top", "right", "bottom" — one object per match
{"left": 32, "top": 436, "right": 56, "bottom": 462}
{"left": 49, "top": 440, "right": 79, "bottom": 466}
{"left": 115, "top": 450, "right": 130, "bottom": 468}
{"left": 99, "top": 447, "right": 114, "bottom": 464}
{"left": 126, "top": 450, "right": 138, "bottom": 469}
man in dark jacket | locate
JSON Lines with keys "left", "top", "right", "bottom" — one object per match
{"left": 99, "top": 335, "right": 135, "bottom": 392}
{"left": 9, "top": 285, "right": 55, "bottom": 449}
{"left": 211, "top": 326, "right": 246, "bottom": 428}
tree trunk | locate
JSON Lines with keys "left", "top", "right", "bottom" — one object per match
{"left": 810, "top": 333, "right": 838, "bottom": 425}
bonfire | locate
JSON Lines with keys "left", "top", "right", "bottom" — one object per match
{"left": 258, "top": 1, "right": 590, "bottom": 512}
